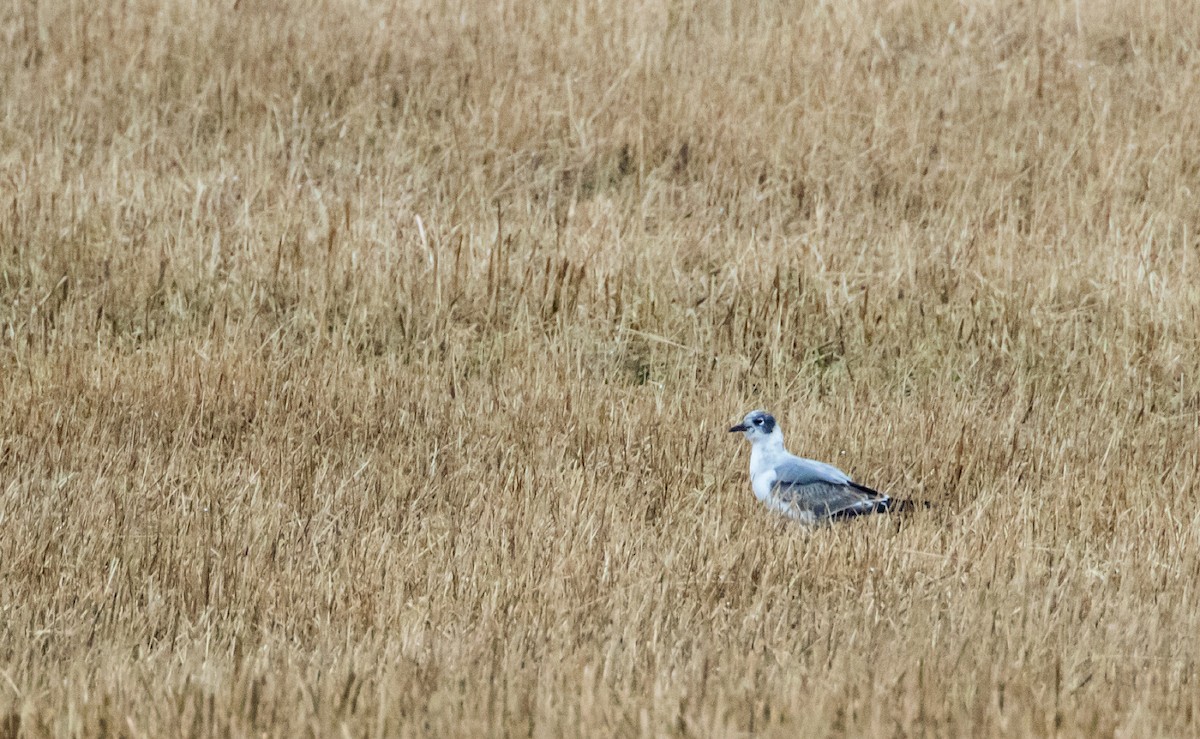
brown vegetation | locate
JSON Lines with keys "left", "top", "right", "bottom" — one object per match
{"left": 2, "top": 0, "right": 1199, "bottom": 735}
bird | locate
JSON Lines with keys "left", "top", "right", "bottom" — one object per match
{"left": 729, "top": 409, "right": 892, "bottom": 523}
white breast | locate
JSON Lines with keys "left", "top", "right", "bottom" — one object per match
{"left": 750, "top": 468, "right": 777, "bottom": 502}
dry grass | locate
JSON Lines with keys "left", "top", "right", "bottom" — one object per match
{"left": 2, "top": 0, "right": 1200, "bottom": 735}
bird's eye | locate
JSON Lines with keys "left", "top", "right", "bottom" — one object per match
{"left": 753, "top": 418, "right": 763, "bottom": 426}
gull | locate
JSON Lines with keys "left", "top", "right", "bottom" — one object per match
{"left": 729, "top": 409, "right": 892, "bottom": 523}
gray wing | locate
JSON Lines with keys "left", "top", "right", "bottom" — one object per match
{"left": 772, "top": 456, "right": 853, "bottom": 486}
{"left": 772, "top": 478, "right": 890, "bottom": 521}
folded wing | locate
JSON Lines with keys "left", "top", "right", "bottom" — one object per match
{"left": 769, "top": 458, "right": 890, "bottom": 521}
{"left": 772, "top": 479, "right": 891, "bottom": 521}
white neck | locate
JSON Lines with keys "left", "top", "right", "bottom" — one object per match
{"left": 748, "top": 429, "right": 786, "bottom": 473}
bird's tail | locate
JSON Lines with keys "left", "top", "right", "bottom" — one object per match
{"left": 836, "top": 482, "right": 932, "bottom": 520}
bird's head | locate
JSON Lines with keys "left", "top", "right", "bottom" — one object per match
{"left": 729, "top": 410, "right": 778, "bottom": 444}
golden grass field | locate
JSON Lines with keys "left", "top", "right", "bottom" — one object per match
{"left": 2, "top": 0, "right": 1200, "bottom": 735}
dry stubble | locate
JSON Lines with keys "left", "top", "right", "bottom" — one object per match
{"left": 2, "top": 0, "right": 1200, "bottom": 735}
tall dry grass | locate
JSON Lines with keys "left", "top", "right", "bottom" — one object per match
{"left": 2, "top": 0, "right": 1199, "bottom": 735}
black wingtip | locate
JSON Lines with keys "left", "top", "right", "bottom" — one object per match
{"left": 845, "top": 482, "right": 934, "bottom": 516}
{"left": 827, "top": 496, "right": 932, "bottom": 522}
{"left": 828, "top": 497, "right": 894, "bottom": 521}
